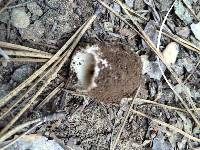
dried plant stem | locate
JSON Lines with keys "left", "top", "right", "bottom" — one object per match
{"left": 131, "top": 109, "right": 200, "bottom": 142}
{"left": 134, "top": 98, "right": 200, "bottom": 112}
{"left": 0, "top": 41, "right": 50, "bottom": 54}
{"left": 4, "top": 50, "right": 53, "bottom": 59}
{"left": 0, "top": 58, "right": 47, "bottom": 63}
{"left": 184, "top": 60, "right": 200, "bottom": 83}
{"left": 98, "top": 0, "right": 200, "bottom": 137}
{"left": 156, "top": 1, "right": 200, "bottom": 127}
{"left": 36, "top": 82, "right": 64, "bottom": 109}
{"left": 0, "top": 19, "right": 88, "bottom": 108}
{"left": 0, "top": 0, "right": 13, "bottom": 14}
{"left": 182, "top": 0, "right": 200, "bottom": 22}
{"left": 0, "top": 119, "right": 41, "bottom": 143}
{"left": 158, "top": 31, "right": 200, "bottom": 53}
{"left": 0, "top": 13, "right": 97, "bottom": 137}
{"left": 111, "top": 86, "right": 141, "bottom": 150}
{"left": 0, "top": 113, "right": 65, "bottom": 143}
{"left": 118, "top": 2, "right": 148, "bottom": 21}
{"left": 1, "top": 122, "right": 42, "bottom": 150}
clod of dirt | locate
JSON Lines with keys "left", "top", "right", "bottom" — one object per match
{"left": 5, "top": 134, "right": 64, "bottom": 150}
{"left": 11, "top": 65, "right": 33, "bottom": 83}
{"left": 174, "top": 0, "right": 193, "bottom": 25}
{"left": 191, "top": 22, "right": 200, "bottom": 41}
{"left": 11, "top": 8, "right": 30, "bottom": 29}
{"left": 27, "top": 2, "right": 43, "bottom": 17}
{"left": 70, "top": 42, "right": 142, "bottom": 104}
{"left": 163, "top": 42, "right": 179, "bottom": 65}
{"left": 19, "top": 20, "right": 45, "bottom": 42}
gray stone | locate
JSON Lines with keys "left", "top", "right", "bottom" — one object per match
{"left": 0, "top": 11, "right": 9, "bottom": 24}
{"left": 125, "top": 0, "right": 134, "bottom": 8}
{"left": 11, "top": 65, "right": 33, "bottom": 83}
{"left": 175, "top": 26, "right": 190, "bottom": 38}
{"left": 11, "top": 8, "right": 30, "bottom": 28}
{"left": 191, "top": 22, "right": 200, "bottom": 41}
{"left": 27, "top": 2, "right": 43, "bottom": 16}
{"left": 19, "top": 20, "right": 45, "bottom": 42}
{"left": 6, "top": 134, "right": 64, "bottom": 150}
{"left": 174, "top": 0, "right": 193, "bottom": 25}
{"left": 141, "top": 55, "right": 166, "bottom": 80}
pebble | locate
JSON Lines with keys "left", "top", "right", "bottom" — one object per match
{"left": 11, "top": 8, "right": 30, "bottom": 29}
{"left": 175, "top": 26, "right": 190, "bottom": 38}
{"left": 11, "top": 65, "right": 33, "bottom": 83}
{"left": 113, "top": 3, "right": 121, "bottom": 13}
{"left": 191, "top": 22, "right": 200, "bottom": 41}
{"left": 125, "top": 0, "right": 134, "bottom": 8}
{"left": 19, "top": 20, "right": 45, "bottom": 42}
{"left": 104, "top": 22, "right": 114, "bottom": 32}
{"left": 174, "top": 0, "right": 193, "bottom": 25}
{"left": 141, "top": 55, "right": 166, "bottom": 80}
{"left": 27, "top": 2, "right": 43, "bottom": 16}
{"left": 162, "top": 42, "right": 179, "bottom": 65}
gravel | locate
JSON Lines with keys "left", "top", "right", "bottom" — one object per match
{"left": 11, "top": 8, "right": 30, "bottom": 29}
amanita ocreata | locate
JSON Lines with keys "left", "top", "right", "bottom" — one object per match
{"left": 70, "top": 42, "right": 142, "bottom": 104}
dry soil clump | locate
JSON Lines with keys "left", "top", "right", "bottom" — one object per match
{"left": 70, "top": 42, "right": 142, "bottom": 104}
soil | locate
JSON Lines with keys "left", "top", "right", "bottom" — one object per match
{"left": 86, "top": 42, "right": 142, "bottom": 104}
{"left": 0, "top": 0, "right": 200, "bottom": 149}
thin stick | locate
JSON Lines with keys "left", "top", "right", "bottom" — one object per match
{"left": 0, "top": 12, "right": 98, "bottom": 135}
{"left": 184, "top": 60, "right": 200, "bottom": 83}
{"left": 114, "top": 0, "right": 200, "bottom": 127}
{"left": 132, "top": 109, "right": 200, "bottom": 142}
{"left": 0, "top": 41, "right": 50, "bottom": 54}
{"left": 0, "top": 58, "right": 47, "bottom": 63}
{"left": 36, "top": 82, "right": 64, "bottom": 109}
{"left": 182, "top": 0, "right": 200, "bottom": 22}
{"left": 118, "top": 2, "right": 148, "bottom": 21}
{"left": 0, "top": 0, "right": 13, "bottom": 14}
{"left": 0, "top": 18, "right": 88, "bottom": 108}
{"left": 1, "top": 122, "right": 42, "bottom": 150}
{"left": 4, "top": 49, "right": 53, "bottom": 59}
{"left": 158, "top": 31, "right": 200, "bottom": 53}
{"left": 0, "top": 113, "right": 65, "bottom": 143}
{"left": 156, "top": 1, "right": 200, "bottom": 127}
{"left": 111, "top": 86, "right": 141, "bottom": 150}
{"left": 0, "top": 119, "right": 40, "bottom": 143}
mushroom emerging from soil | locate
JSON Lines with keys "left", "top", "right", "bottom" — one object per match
{"left": 70, "top": 42, "right": 142, "bottom": 104}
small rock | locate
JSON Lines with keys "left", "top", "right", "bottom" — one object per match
{"left": 141, "top": 55, "right": 166, "bottom": 80}
{"left": 125, "top": 0, "right": 134, "bottom": 8}
{"left": 0, "top": 11, "right": 9, "bottom": 24}
{"left": 27, "top": 2, "right": 43, "bottom": 16}
{"left": 11, "top": 65, "right": 33, "bottom": 83}
{"left": 19, "top": 20, "right": 45, "bottom": 42}
{"left": 11, "top": 8, "right": 30, "bottom": 29}
{"left": 0, "top": 84, "right": 9, "bottom": 99}
{"left": 142, "top": 20, "right": 158, "bottom": 49}
{"left": 104, "top": 22, "right": 114, "bottom": 32}
{"left": 175, "top": 26, "right": 190, "bottom": 38}
{"left": 113, "top": 3, "right": 121, "bottom": 13}
{"left": 191, "top": 22, "right": 200, "bottom": 41}
{"left": 163, "top": 42, "right": 179, "bottom": 65}
{"left": 174, "top": 0, "right": 193, "bottom": 25}
{"left": 6, "top": 134, "right": 64, "bottom": 150}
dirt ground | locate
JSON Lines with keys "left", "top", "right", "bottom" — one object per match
{"left": 0, "top": 0, "right": 200, "bottom": 149}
